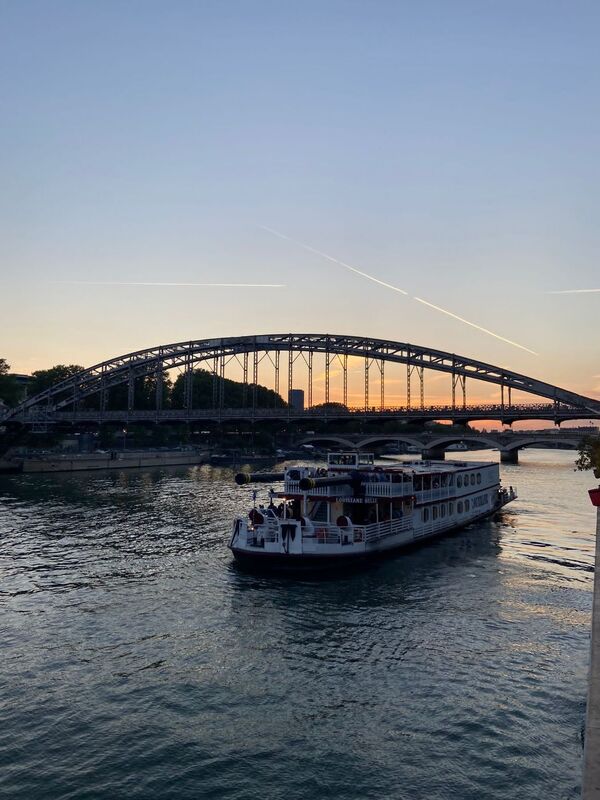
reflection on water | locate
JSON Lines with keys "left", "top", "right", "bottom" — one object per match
{"left": 0, "top": 450, "right": 595, "bottom": 799}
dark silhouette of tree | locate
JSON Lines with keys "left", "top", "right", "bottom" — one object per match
{"left": 171, "top": 368, "right": 285, "bottom": 409}
{"left": 29, "top": 365, "right": 84, "bottom": 396}
{"left": 0, "top": 359, "right": 20, "bottom": 407}
{"left": 106, "top": 372, "right": 172, "bottom": 410}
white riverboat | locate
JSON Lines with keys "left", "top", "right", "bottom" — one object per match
{"left": 229, "top": 452, "right": 516, "bottom": 570}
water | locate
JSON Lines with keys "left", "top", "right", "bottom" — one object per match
{"left": 0, "top": 450, "right": 596, "bottom": 799}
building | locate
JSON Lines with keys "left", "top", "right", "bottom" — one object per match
{"left": 288, "top": 389, "right": 305, "bottom": 412}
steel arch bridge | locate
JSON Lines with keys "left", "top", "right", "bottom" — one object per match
{"left": 3, "top": 333, "right": 600, "bottom": 426}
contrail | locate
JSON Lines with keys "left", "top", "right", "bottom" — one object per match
{"left": 53, "top": 281, "right": 285, "bottom": 287}
{"left": 260, "top": 226, "right": 408, "bottom": 295}
{"left": 548, "top": 288, "right": 600, "bottom": 294}
{"left": 261, "top": 226, "right": 537, "bottom": 354}
{"left": 413, "top": 297, "right": 538, "bottom": 355}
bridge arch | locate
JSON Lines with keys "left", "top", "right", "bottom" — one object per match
{"left": 297, "top": 435, "right": 357, "bottom": 449}
{"left": 501, "top": 437, "right": 582, "bottom": 452}
{"left": 352, "top": 435, "right": 423, "bottom": 451}
{"left": 425, "top": 435, "right": 503, "bottom": 452}
{"left": 3, "top": 333, "right": 599, "bottom": 425}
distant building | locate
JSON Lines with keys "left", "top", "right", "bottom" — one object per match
{"left": 288, "top": 389, "right": 304, "bottom": 412}
{"left": 11, "top": 374, "right": 32, "bottom": 401}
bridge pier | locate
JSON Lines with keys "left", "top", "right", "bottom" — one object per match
{"left": 500, "top": 449, "right": 519, "bottom": 464}
{"left": 422, "top": 447, "right": 445, "bottom": 461}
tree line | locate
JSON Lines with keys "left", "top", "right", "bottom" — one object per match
{"left": 0, "top": 360, "right": 286, "bottom": 410}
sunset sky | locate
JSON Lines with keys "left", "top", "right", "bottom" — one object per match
{"left": 1, "top": 1, "right": 599, "bottom": 413}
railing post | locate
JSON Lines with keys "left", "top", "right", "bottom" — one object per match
{"left": 242, "top": 351, "right": 248, "bottom": 408}
{"left": 212, "top": 354, "right": 218, "bottom": 409}
{"left": 127, "top": 368, "right": 135, "bottom": 413}
{"left": 155, "top": 365, "right": 163, "bottom": 414}
{"left": 219, "top": 353, "right": 225, "bottom": 409}
{"left": 308, "top": 350, "right": 313, "bottom": 409}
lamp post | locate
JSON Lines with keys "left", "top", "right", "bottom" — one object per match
{"left": 122, "top": 428, "right": 127, "bottom": 452}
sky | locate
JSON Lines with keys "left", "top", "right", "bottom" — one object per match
{"left": 1, "top": 0, "right": 599, "bottom": 413}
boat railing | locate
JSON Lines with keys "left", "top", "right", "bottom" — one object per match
{"left": 284, "top": 479, "right": 413, "bottom": 498}
{"left": 248, "top": 516, "right": 413, "bottom": 548}
{"left": 363, "top": 481, "right": 414, "bottom": 498}
{"left": 247, "top": 517, "right": 281, "bottom": 543}
{"left": 284, "top": 480, "right": 353, "bottom": 497}
{"left": 415, "top": 486, "right": 455, "bottom": 503}
{"left": 364, "top": 517, "right": 412, "bottom": 542}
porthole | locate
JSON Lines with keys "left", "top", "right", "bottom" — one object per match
{"left": 470, "top": 474, "right": 476, "bottom": 486}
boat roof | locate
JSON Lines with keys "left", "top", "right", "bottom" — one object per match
{"left": 381, "top": 460, "right": 497, "bottom": 474}
{"left": 325, "top": 452, "right": 496, "bottom": 475}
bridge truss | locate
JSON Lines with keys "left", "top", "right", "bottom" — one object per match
{"left": 3, "top": 333, "right": 600, "bottom": 426}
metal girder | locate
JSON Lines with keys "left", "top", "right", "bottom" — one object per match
{"left": 4, "top": 333, "right": 600, "bottom": 422}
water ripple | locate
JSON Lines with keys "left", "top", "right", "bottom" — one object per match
{"left": 0, "top": 451, "right": 593, "bottom": 799}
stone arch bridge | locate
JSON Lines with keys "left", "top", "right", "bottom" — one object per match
{"left": 297, "top": 431, "right": 590, "bottom": 463}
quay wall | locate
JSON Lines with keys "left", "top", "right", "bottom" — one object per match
{"left": 17, "top": 450, "right": 210, "bottom": 474}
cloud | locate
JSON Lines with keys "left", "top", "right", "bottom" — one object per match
{"left": 548, "top": 288, "right": 600, "bottom": 294}
{"left": 53, "top": 281, "right": 285, "bottom": 288}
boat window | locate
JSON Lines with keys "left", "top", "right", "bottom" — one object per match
{"left": 422, "top": 507, "right": 429, "bottom": 522}
{"left": 448, "top": 474, "right": 454, "bottom": 486}
{"left": 465, "top": 499, "right": 470, "bottom": 511}
{"left": 448, "top": 502, "right": 454, "bottom": 514}
{"left": 414, "top": 476, "right": 422, "bottom": 492}
{"left": 457, "top": 476, "right": 462, "bottom": 488}
{"left": 470, "top": 474, "right": 476, "bottom": 486}
{"left": 440, "top": 504, "right": 446, "bottom": 518}
{"left": 457, "top": 501, "right": 463, "bottom": 513}
{"left": 432, "top": 506, "right": 438, "bottom": 520}
{"left": 477, "top": 473, "right": 481, "bottom": 485}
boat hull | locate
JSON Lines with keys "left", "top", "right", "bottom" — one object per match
{"left": 230, "top": 503, "right": 508, "bottom": 573}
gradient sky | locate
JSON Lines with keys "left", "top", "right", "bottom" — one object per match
{"left": 1, "top": 1, "right": 599, "bottom": 409}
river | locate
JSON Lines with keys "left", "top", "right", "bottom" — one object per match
{"left": 0, "top": 450, "right": 596, "bottom": 799}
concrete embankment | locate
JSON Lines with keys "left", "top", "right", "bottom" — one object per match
{"left": 4, "top": 450, "right": 209, "bottom": 474}
{"left": 583, "top": 497, "right": 600, "bottom": 799}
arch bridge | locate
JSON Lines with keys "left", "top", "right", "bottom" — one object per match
{"left": 3, "top": 333, "right": 600, "bottom": 427}
{"left": 297, "top": 431, "right": 591, "bottom": 464}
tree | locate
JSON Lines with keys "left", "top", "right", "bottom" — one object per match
{"left": 311, "top": 402, "right": 350, "bottom": 413}
{"left": 0, "top": 359, "right": 21, "bottom": 407}
{"left": 28, "top": 365, "right": 84, "bottom": 397}
{"left": 575, "top": 436, "right": 600, "bottom": 478}
{"left": 171, "top": 368, "right": 286, "bottom": 409}
{"left": 106, "top": 372, "right": 173, "bottom": 410}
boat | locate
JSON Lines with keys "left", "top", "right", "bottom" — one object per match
{"left": 229, "top": 452, "right": 516, "bottom": 570}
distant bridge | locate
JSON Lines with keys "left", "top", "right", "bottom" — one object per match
{"left": 296, "top": 430, "right": 593, "bottom": 463}
{"left": 2, "top": 333, "right": 600, "bottom": 427}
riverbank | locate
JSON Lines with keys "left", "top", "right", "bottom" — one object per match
{"left": 1, "top": 448, "right": 210, "bottom": 473}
